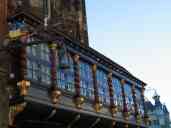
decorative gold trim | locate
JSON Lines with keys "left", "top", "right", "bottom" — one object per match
{"left": 17, "top": 80, "right": 31, "bottom": 96}
{"left": 92, "top": 64, "right": 97, "bottom": 72}
{"left": 121, "top": 79, "right": 125, "bottom": 85}
{"left": 48, "top": 43, "right": 57, "bottom": 49}
{"left": 74, "top": 96, "right": 85, "bottom": 109}
{"left": 111, "top": 105, "right": 118, "bottom": 117}
{"left": 9, "top": 102, "right": 27, "bottom": 127}
{"left": 94, "top": 102, "right": 103, "bottom": 112}
{"left": 74, "top": 54, "right": 80, "bottom": 62}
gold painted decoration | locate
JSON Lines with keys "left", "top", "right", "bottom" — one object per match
{"left": 75, "top": 96, "right": 85, "bottom": 109}
{"left": 48, "top": 43, "right": 57, "bottom": 50}
{"left": 17, "top": 80, "right": 31, "bottom": 96}
{"left": 121, "top": 79, "right": 125, "bottom": 85}
{"left": 94, "top": 102, "right": 103, "bottom": 112}
{"left": 9, "top": 102, "right": 27, "bottom": 127}
{"left": 111, "top": 105, "right": 118, "bottom": 117}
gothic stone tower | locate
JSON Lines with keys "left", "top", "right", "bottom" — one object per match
{"left": 11, "top": 0, "right": 89, "bottom": 46}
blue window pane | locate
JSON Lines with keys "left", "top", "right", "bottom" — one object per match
{"left": 26, "top": 43, "right": 51, "bottom": 86}
{"left": 136, "top": 88, "right": 144, "bottom": 116}
{"left": 96, "top": 69, "right": 110, "bottom": 105}
{"left": 80, "top": 61, "right": 94, "bottom": 99}
{"left": 112, "top": 77, "right": 123, "bottom": 111}
{"left": 124, "top": 83, "right": 134, "bottom": 114}
{"left": 57, "top": 54, "right": 75, "bottom": 93}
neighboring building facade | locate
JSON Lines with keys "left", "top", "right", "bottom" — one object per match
{"left": 145, "top": 93, "right": 170, "bottom": 128}
{"left": 0, "top": 0, "right": 148, "bottom": 128}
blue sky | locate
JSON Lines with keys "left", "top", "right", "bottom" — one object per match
{"left": 86, "top": 0, "right": 171, "bottom": 112}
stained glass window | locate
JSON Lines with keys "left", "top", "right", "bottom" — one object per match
{"left": 124, "top": 83, "right": 134, "bottom": 114}
{"left": 135, "top": 88, "right": 144, "bottom": 117}
{"left": 96, "top": 69, "right": 110, "bottom": 105}
{"left": 80, "top": 60, "right": 94, "bottom": 99}
{"left": 57, "top": 54, "right": 75, "bottom": 92}
{"left": 112, "top": 77, "right": 123, "bottom": 111}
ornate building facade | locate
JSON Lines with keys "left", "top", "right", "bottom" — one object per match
{"left": 145, "top": 93, "right": 170, "bottom": 128}
{"left": 0, "top": 0, "right": 148, "bottom": 128}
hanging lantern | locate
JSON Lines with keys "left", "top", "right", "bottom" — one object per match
{"left": 17, "top": 80, "right": 30, "bottom": 96}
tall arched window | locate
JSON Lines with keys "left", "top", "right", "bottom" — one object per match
{"left": 112, "top": 77, "right": 123, "bottom": 111}
{"left": 57, "top": 53, "right": 75, "bottom": 92}
{"left": 80, "top": 60, "right": 94, "bottom": 99}
{"left": 96, "top": 69, "right": 110, "bottom": 105}
{"left": 124, "top": 83, "right": 134, "bottom": 114}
